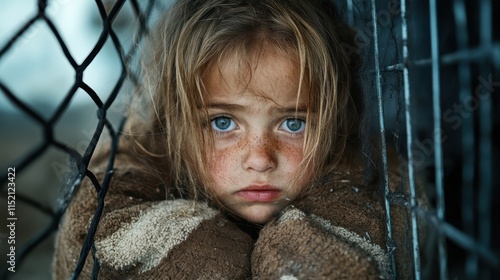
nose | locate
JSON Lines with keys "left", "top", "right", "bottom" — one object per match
{"left": 242, "top": 134, "right": 277, "bottom": 173}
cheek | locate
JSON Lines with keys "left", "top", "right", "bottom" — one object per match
{"left": 209, "top": 150, "right": 235, "bottom": 178}
{"left": 207, "top": 135, "right": 250, "bottom": 177}
{"left": 280, "top": 141, "right": 304, "bottom": 171}
{"left": 279, "top": 141, "right": 312, "bottom": 192}
{"left": 206, "top": 143, "right": 243, "bottom": 190}
{"left": 206, "top": 137, "right": 307, "bottom": 186}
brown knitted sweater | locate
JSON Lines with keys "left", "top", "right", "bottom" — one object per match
{"left": 53, "top": 137, "right": 422, "bottom": 279}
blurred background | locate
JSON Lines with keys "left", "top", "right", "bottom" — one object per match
{"left": 0, "top": 0, "right": 499, "bottom": 279}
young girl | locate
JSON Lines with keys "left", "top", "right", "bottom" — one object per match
{"left": 54, "top": 0, "right": 421, "bottom": 278}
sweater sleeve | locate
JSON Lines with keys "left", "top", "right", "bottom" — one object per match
{"left": 252, "top": 164, "right": 424, "bottom": 279}
{"left": 53, "top": 139, "right": 254, "bottom": 279}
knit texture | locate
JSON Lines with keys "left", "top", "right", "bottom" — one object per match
{"left": 53, "top": 137, "right": 423, "bottom": 279}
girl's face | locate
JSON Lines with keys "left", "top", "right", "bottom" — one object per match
{"left": 203, "top": 50, "right": 312, "bottom": 224}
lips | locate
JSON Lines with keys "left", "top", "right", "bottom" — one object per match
{"left": 236, "top": 185, "right": 282, "bottom": 202}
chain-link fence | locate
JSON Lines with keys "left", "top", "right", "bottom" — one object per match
{"left": 1, "top": 0, "right": 499, "bottom": 279}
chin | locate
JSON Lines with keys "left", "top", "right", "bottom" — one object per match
{"left": 236, "top": 205, "right": 279, "bottom": 225}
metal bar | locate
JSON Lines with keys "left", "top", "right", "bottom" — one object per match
{"left": 399, "top": 0, "right": 422, "bottom": 279}
{"left": 412, "top": 43, "right": 499, "bottom": 66}
{"left": 429, "top": 0, "right": 448, "bottom": 279}
{"left": 384, "top": 63, "right": 405, "bottom": 72}
{"left": 381, "top": 43, "right": 499, "bottom": 73}
{"left": 370, "top": 0, "right": 397, "bottom": 278}
{"left": 478, "top": 0, "right": 493, "bottom": 279}
{"left": 452, "top": 0, "right": 477, "bottom": 278}
{"left": 346, "top": 0, "right": 354, "bottom": 26}
{"left": 417, "top": 207, "right": 500, "bottom": 267}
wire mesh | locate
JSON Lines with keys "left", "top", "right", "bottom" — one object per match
{"left": 0, "top": 0, "right": 499, "bottom": 279}
{"left": 0, "top": 0, "right": 164, "bottom": 279}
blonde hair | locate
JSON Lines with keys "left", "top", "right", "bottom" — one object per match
{"left": 127, "top": 0, "right": 362, "bottom": 199}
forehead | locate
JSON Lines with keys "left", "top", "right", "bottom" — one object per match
{"left": 204, "top": 49, "right": 308, "bottom": 107}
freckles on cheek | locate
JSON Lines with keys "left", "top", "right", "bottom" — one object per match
{"left": 209, "top": 147, "right": 238, "bottom": 178}
{"left": 279, "top": 141, "right": 304, "bottom": 170}
{"left": 209, "top": 137, "right": 248, "bottom": 178}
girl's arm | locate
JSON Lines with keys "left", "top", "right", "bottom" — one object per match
{"left": 53, "top": 137, "right": 254, "bottom": 279}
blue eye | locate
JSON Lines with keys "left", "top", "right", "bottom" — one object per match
{"left": 280, "top": 118, "right": 305, "bottom": 133}
{"left": 211, "top": 116, "right": 237, "bottom": 132}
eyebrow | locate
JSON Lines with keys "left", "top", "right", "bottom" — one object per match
{"left": 206, "top": 103, "right": 308, "bottom": 114}
{"left": 206, "top": 103, "right": 246, "bottom": 112}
